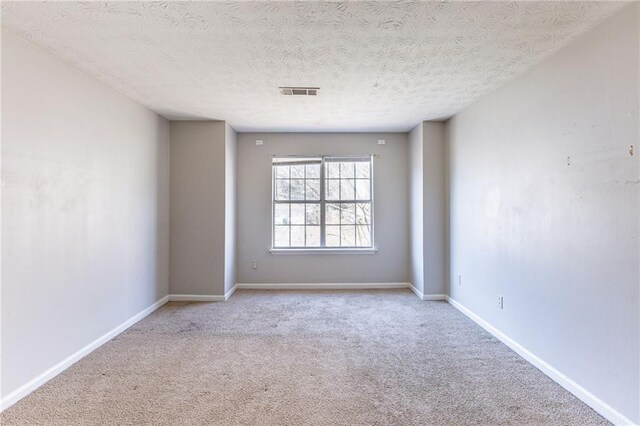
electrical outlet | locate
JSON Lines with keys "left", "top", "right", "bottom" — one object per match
{"left": 255, "top": 139, "right": 264, "bottom": 146}
{"left": 458, "top": 274, "right": 462, "bottom": 286}
{"left": 251, "top": 261, "right": 258, "bottom": 270}
{"left": 377, "top": 139, "right": 386, "bottom": 145}
{"left": 497, "top": 295, "right": 504, "bottom": 309}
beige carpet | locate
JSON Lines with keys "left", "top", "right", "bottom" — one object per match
{"left": 2, "top": 290, "right": 607, "bottom": 425}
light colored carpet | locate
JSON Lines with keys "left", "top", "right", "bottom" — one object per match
{"left": 2, "top": 290, "right": 607, "bottom": 425}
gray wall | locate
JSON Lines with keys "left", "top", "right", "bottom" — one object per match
{"left": 422, "top": 123, "right": 446, "bottom": 295}
{"left": 408, "top": 124, "right": 424, "bottom": 293}
{"left": 447, "top": 4, "right": 639, "bottom": 422}
{"left": 224, "top": 124, "right": 237, "bottom": 293}
{"left": 408, "top": 122, "right": 446, "bottom": 296}
{"left": 1, "top": 29, "right": 170, "bottom": 398}
{"left": 237, "top": 133, "right": 409, "bottom": 284}
{"left": 170, "top": 121, "right": 225, "bottom": 296}
{"left": 169, "top": 121, "right": 236, "bottom": 296}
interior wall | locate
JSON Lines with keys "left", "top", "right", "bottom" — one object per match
{"left": 1, "top": 29, "right": 170, "bottom": 399}
{"left": 447, "top": 4, "right": 639, "bottom": 423}
{"left": 169, "top": 121, "right": 227, "bottom": 296}
{"left": 236, "top": 132, "right": 409, "bottom": 284}
{"left": 224, "top": 124, "right": 237, "bottom": 294}
{"left": 422, "top": 123, "right": 446, "bottom": 296}
{"left": 408, "top": 124, "right": 424, "bottom": 293}
{"left": 408, "top": 122, "right": 446, "bottom": 296}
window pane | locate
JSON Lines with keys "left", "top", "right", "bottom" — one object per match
{"left": 276, "top": 179, "right": 289, "bottom": 200}
{"left": 290, "top": 179, "right": 305, "bottom": 200}
{"left": 291, "top": 226, "right": 305, "bottom": 246}
{"left": 340, "top": 162, "right": 355, "bottom": 178}
{"left": 326, "top": 204, "right": 340, "bottom": 225}
{"left": 326, "top": 162, "right": 340, "bottom": 178}
{"left": 274, "top": 226, "right": 289, "bottom": 247}
{"left": 356, "top": 203, "right": 371, "bottom": 224}
{"left": 291, "top": 204, "right": 305, "bottom": 224}
{"left": 275, "top": 204, "right": 289, "bottom": 225}
{"left": 355, "top": 162, "right": 370, "bottom": 178}
{"left": 306, "top": 179, "right": 320, "bottom": 200}
{"left": 340, "top": 225, "right": 355, "bottom": 246}
{"left": 326, "top": 225, "right": 340, "bottom": 246}
{"left": 356, "top": 225, "right": 371, "bottom": 247}
{"left": 291, "top": 165, "right": 304, "bottom": 178}
{"left": 356, "top": 179, "right": 370, "bottom": 200}
{"left": 276, "top": 165, "right": 289, "bottom": 178}
{"left": 326, "top": 179, "right": 340, "bottom": 200}
{"left": 275, "top": 157, "right": 372, "bottom": 250}
{"left": 340, "top": 203, "right": 356, "bottom": 224}
{"left": 306, "top": 226, "right": 320, "bottom": 247}
{"left": 306, "top": 204, "right": 320, "bottom": 225}
{"left": 340, "top": 179, "right": 355, "bottom": 200}
{"left": 306, "top": 164, "right": 320, "bottom": 178}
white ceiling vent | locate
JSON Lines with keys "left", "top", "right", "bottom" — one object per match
{"left": 280, "top": 87, "right": 319, "bottom": 96}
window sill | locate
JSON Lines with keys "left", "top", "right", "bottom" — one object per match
{"left": 269, "top": 248, "right": 378, "bottom": 255}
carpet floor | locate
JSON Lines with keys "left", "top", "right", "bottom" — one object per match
{"left": 2, "top": 289, "right": 607, "bottom": 425}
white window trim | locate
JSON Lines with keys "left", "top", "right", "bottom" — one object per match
{"left": 269, "top": 248, "right": 378, "bottom": 255}
{"left": 271, "top": 155, "right": 375, "bottom": 251}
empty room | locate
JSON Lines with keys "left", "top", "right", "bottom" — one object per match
{"left": 1, "top": 1, "right": 638, "bottom": 425}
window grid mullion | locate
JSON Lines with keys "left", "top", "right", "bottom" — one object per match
{"left": 320, "top": 158, "right": 326, "bottom": 247}
{"left": 338, "top": 162, "right": 342, "bottom": 246}
{"left": 303, "top": 168, "right": 306, "bottom": 248}
{"left": 288, "top": 203, "right": 291, "bottom": 247}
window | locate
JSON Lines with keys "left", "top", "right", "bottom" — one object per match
{"left": 272, "top": 155, "right": 373, "bottom": 249}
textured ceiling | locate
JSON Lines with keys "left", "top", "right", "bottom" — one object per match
{"left": 1, "top": 1, "right": 628, "bottom": 132}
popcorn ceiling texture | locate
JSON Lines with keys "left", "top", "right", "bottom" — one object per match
{"left": 0, "top": 290, "right": 606, "bottom": 425}
{"left": 1, "top": 1, "right": 627, "bottom": 131}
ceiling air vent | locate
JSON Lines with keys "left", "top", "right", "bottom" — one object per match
{"left": 280, "top": 87, "right": 319, "bottom": 96}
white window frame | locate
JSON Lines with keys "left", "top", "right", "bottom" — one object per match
{"left": 270, "top": 155, "right": 376, "bottom": 254}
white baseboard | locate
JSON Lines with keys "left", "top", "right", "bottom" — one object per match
{"left": 168, "top": 287, "right": 237, "bottom": 302}
{"left": 409, "top": 284, "right": 424, "bottom": 299}
{"left": 422, "top": 293, "right": 447, "bottom": 301}
{"left": 445, "top": 296, "right": 635, "bottom": 426}
{"left": 0, "top": 295, "right": 169, "bottom": 413}
{"left": 168, "top": 294, "right": 226, "bottom": 302}
{"left": 224, "top": 285, "right": 237, "bottom": 300}
{"left": 234, "top": 282, "right": 410, "bottom": 290}
{"left": 408, "top": 284, "right": 447, "bottom": 301}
